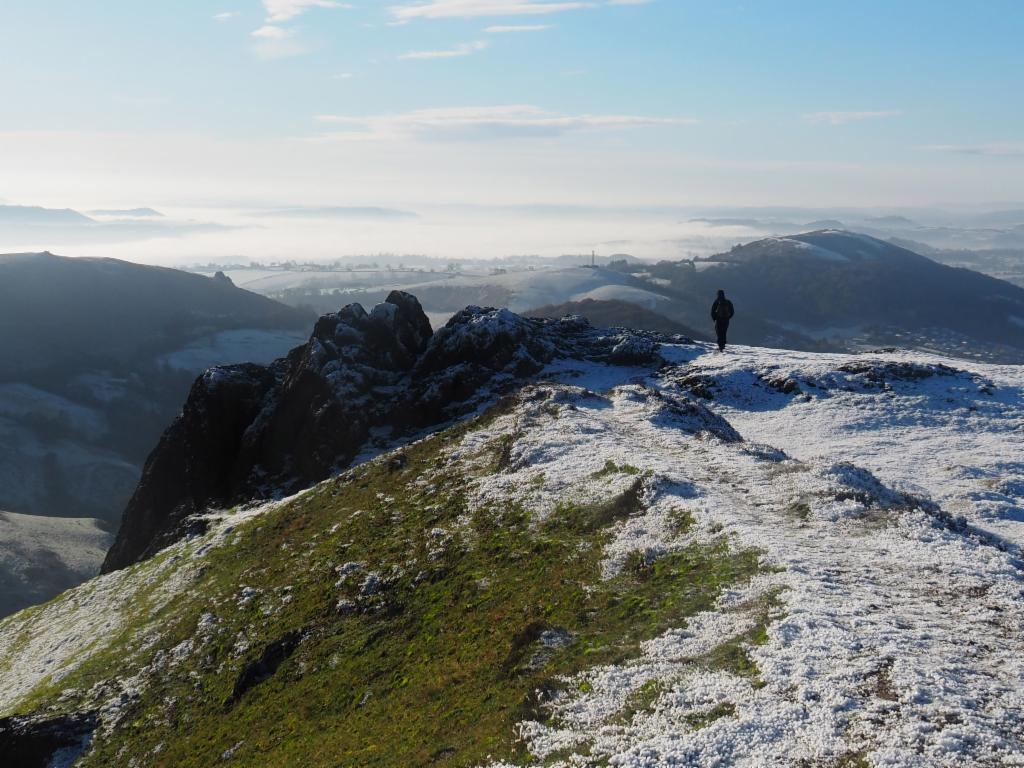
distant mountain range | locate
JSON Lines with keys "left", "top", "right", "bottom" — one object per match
{"left": 0, "top": 205, "right": 92, "bottom": 226}
{"left": 265, "top": 230, "right": 1024, "bottom": 364}
{"left": 0, "top": 204, "right": 230, "bottom": 246}
{"left": 87, "top": 207, "right": 164, "bottom": 218}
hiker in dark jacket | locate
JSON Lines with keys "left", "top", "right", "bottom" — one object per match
{"left": 710, "top": 289, "right": 734, "bottom": 352}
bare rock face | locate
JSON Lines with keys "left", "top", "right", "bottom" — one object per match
{"left": 101, "top": 363, "right": 282, "bottom": 571}
{"left": 102, "top": 294, "right": 664, "bottom": 572}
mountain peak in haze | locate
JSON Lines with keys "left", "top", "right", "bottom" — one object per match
{"left": 0, "top": 205, "right": 94, "bottom": 226}
{"left": 87, "top": 208, "right": 164, "bottom": 218}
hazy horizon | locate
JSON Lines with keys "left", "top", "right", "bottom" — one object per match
{"left": 2, "top": 1, "right": 1024, "bottom": 264}
{"left": 2, "top": 1, "right": 1023, "bottom": 265}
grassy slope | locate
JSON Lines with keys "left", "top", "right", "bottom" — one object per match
{"left": 1, "top": 402, "right": 768, "bottom": 768}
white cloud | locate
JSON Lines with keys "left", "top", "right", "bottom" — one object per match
{"left": 399, "top": 40, "right": 489, "bottom": 59}
{"left": 313, "top": 105, "right": 695, "bottom": 140}
{"left": 485, "top": 23, "right": 553, "bottom": 32}
{"left": 263, "top": 0, "right": 351, "bottom": 22}
{"left": 252, "top": 25, "right": 291, "bottom": 38}
{"left": 920, "top": 142, "right": 1024, "bottom": 157}
{"left": 332, "top": 72, "right": 356, "bottom": 79}
{"left": 213, "top": 11, "right": 240, "bottom": 22}
{"left": 803, "top": 110, "right": 902, "bottom": 125}
{"left": 390, "top": 1, "right": 595, "bottom": 21}
{"left": 251, "top": 25, "right": 310, "bottom": 59}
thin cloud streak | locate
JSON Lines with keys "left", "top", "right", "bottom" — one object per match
{"left": 263, "top": 0, "right": 351, "bottom": 22}
{"left": 803, "top": 110, "right": 902, "bottom": 125}
{"left": 251, "top": 25, "right": 311, "bottom": 59}
{"left": 485, "top": 24, "right": 554, "bottom": 32}
{"left": 313, "top": 105, "right": 696, "bottom": 140}
{"left": 920, "top": 142, "right": 1024, "bottom": 157}
{"left": 399, "top": 41, "right": 489, "bottom": 59}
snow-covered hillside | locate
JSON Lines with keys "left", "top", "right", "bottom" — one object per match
{"left": 0, "top": 511, "right": 112, "bottom": 617}
{"left": 0, "top": 339, "right": 1021, "bottom": 767}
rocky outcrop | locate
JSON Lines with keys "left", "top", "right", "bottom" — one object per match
{"left": 102, "top": 293, "right": 664, "bottom": 572}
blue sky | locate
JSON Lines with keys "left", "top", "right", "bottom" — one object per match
{"left": 1, "top": 1, "right": 1022, "bottom": 260}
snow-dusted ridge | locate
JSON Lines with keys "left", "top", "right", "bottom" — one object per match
{"left": 472, "top": 345, "right": 1024, "bottom": 766}
{"left": 0, "top": 339, "right": 1022, "bottom": 766}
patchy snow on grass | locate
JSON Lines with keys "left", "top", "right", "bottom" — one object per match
{"left": 0, "top": 497, "right": 294, "bottom": 715}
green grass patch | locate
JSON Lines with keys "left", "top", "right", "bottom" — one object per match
{"left": 592, "top": 460, "right": 642, "bottom": 479}
{"left": 685, "top": 702, "right": 736, "bottom": 730}
{"left": 10, "top": 404, "right": 769, "bottom": 768}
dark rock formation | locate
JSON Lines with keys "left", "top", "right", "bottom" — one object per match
{"left": 0, "top": 712, "right": 97, "bottom": 768}
{"left": 103, "top": 293, "right": 665, "bottom": 572}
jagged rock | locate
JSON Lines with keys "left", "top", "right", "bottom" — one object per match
{"left": 608, "top": 334, "right": 661, "bottom": 366}
{"left": 101, "top": 362, "right": 281, "bottom": 571}
{"left": 102, "top": 295, "right": 667, "bottom": 572}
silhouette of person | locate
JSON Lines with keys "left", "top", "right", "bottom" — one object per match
{"left": 710, "top": 289, "right": 734, "bottom": 352}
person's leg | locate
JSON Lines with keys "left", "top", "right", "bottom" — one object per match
{"left": 715, "top": 321, "right": 727, "bottom": 352}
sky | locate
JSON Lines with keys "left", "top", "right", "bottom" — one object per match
{"left": 1, "top": 0, "right": 1023, "bottom": 262}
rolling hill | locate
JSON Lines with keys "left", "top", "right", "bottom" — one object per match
{"left": 0, "top": 252, "right": 309, "bottom": 377}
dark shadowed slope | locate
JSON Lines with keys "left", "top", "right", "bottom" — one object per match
{"left": 0, "top": 252, "right": 310, "bottom": 378}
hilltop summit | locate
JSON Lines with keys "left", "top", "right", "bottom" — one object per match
{"left": 711, "top": 229, "right": 931, "bottom": 265}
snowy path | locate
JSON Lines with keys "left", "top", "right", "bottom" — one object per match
{"left": 483, "top": 345, "right": 1024, "bottom": 766}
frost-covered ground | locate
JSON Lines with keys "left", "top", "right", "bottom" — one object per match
{"left": 0, "top": 497, "right": 295, "bottom": 712}
{"left": 475, "top": 343, "right": 1024, "bottom": 767}
{"left": 669, "top": 345, "right": 1024, "bottom": 549}
{"left": 0, "top": 341, "right": 1021, "bottom": 766}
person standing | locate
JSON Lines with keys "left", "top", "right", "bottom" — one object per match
{"left": 710, "top": 289, "right": 735, "bottom": 352}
